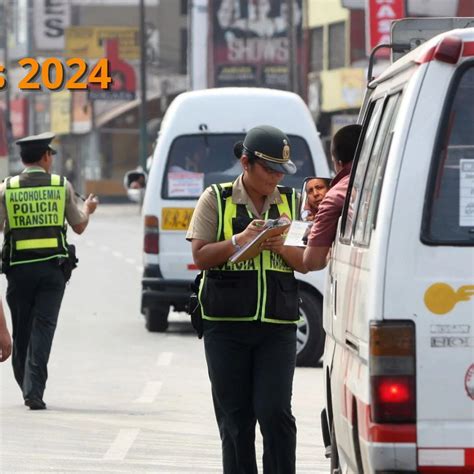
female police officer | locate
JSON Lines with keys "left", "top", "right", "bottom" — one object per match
{"left": 186, "top": 125, "right": 307, "bottom": 473}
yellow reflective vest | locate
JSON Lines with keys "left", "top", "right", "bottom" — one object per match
{"left": 3, "top": 171, "right": 68, "bottom": 266}
{"left": 198, "top": 182, "right": 300, "bottom": 323}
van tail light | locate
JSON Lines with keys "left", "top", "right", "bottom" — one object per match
{"left": 370, "top": 321, "right": 416, "bottom": 423}
{"left": 144, "top": 215, "right": 159, "bottom": 254}
{"left": 434, "top": 36, "right": 463, "bottom": 64}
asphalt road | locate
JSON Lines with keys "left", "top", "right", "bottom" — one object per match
{"left": 0, "top": 204, "right": 329, "bottom": 473}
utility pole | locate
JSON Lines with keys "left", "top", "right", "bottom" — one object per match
{"left": 286, "top": 0, "right": 298, "bottom": 94}
{"left": 139, "top": 0, "right": 148, "bottom": 171}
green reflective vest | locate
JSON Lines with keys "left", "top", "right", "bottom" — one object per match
{"left": 198, "top": 182, "right": 300, "bottom": 323}
{"left": 4, "top": 171, "right": 68, "bottom": 266}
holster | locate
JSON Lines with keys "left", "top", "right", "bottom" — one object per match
{"left": 60, "top": 244, "right": 79, "bottom": 282}
{"left": 188, "top": 272, "right": 203, "bottom": 339}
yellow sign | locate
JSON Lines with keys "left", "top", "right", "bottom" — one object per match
{"left": 424, "top": 283, "right": 474, "bottom": 315}
{"left": 50, "top": 90, "right": 71, "bottom": 135}
{"left": 65, "top": 27, "right": 139, "bottom": 59}
{"left": 320, "top": 67, "right": 365, "bottom": 113}
{"left": 162, "top": 208, "right": 195, "bottom": 231}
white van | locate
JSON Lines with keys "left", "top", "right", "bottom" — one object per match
{"left": 323, "top": 28, "right": 474, "bottom": 473}
{"left": 139, "top": 87, "right": 330, "bottom": 366}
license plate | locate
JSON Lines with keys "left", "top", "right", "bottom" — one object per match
{"left": 162, "top": 208, "right": 194, "bottom": 231}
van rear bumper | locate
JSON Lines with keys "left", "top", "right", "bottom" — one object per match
{"left": 142, "top": 267, "right": 192, "bottom": 312}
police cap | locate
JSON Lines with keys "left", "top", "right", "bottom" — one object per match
{"left": 16, "top": 132, "right": 57, "bottom": 156}
{"left": 234, "top": 125, "right": 296, "bottom": 175}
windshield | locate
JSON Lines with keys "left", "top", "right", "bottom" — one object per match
{"left": 162, "top": 134, "right": 316, "bottom": 199}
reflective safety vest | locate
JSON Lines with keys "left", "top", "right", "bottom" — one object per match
{"left": 3, "top": 171, "right": 68, "bottom": 266}
{"left": 199, "top": 182, "right": 300, "bottom": 323}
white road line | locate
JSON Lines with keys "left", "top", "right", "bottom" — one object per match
{"left": 134, "top": 381, "right": 162, "bottom": 403}
{"left": 126, "top": 258, "right": 136, "bottom": 265}
{"left": 112, "top": 251, "right": 123, "bottom": 258}
{"left": 103, "top": 428, "right": 140, "bottom": 461}
{"left": 157, "top": 352, "right": 173, "bottom": 366}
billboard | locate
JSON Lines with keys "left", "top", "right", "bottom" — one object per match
{"left": 65, "top": 27, "right": 139, "bottom": 60}
{"left": 210, "top": 0, "right": 303, "bottom": 90}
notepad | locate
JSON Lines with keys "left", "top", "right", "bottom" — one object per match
{"left": 229, "top": 217, "right": 291, "bottom": 264}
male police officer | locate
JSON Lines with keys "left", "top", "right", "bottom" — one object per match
{"left": 0, "top": 132, "right": 98, "bottom": 410}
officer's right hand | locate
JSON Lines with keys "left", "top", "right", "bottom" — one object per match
{"left": 0, "top": 329, "right": 12, "bottom": 362}
{"left": 84, "top": 194, "right": 99, "bottom": 215}
{"left": 235, "top": 219, "right": 266, "bottom": 246}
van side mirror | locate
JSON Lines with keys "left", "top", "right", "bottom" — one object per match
{"left": 124, "top": 170, "right": 147, "bottom": 203}
{"left": 299, "top": 176, "right": 332, "bottom": 221}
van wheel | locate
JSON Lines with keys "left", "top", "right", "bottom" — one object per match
{"left": 145, "top": 307, "right": 169, "bottom": 332}
{"left": 330, "top": 420, "right": 341, "bottom": 474}
{"left": 296, "top": 288, "right": 324, "bottom": 367}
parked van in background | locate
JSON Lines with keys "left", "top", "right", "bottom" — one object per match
{"left": 134, "top": 87, "right": 330, "bottom": 366}
{"left": 323, "top": 22, "right": 474, "bottom": 473}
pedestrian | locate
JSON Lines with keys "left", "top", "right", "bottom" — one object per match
{"left": 186, "top": 125, "right": 308, "bottom": 473}
{"left": 0, "top": 300, "right": 12, "bottom": 362}
{"left": 303, "top": 124, "right": 362, "bottom": 270}
{"left": 0, "top": 132, "right": 98, "bottom": 410}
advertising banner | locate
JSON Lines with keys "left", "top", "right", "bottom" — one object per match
{"left": 65, "top": 27, "right": 140, "bottom": 60}
{"left": 366, "top": 0, "right": 405, "bottom": 57}
{"left": 211, "top": 0, "right": 303, "bottom": 90}
{"left": 34, "top": 0, "right": 71, "bottom": 51}
{"left": 50, "top": 90, "right": 71, "bottom": 135}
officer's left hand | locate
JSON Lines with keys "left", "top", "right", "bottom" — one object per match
{"left": 260, "top": 233, "right": 286, "bottom": 254}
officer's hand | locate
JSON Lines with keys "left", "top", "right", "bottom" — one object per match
{"left": 0, "top": 329, "right": 12, "bottom": 362}
{"left": 235, "top": 219, "right": 266, "bottom": 246}
{"left": 84, "top": 194, "right": 99, "bottom": 215}
{"left": 260, "top": 233, "right": 285, "bottom": 254}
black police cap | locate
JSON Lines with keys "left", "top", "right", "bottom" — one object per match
{"left": 234, "top": 125, "right": 296, "bottom": 175}
{"left": 16, "top": 132, "right": 57, "bottom": 155}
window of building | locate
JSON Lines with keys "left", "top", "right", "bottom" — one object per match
{"left": 181, "top": 0, "right": 188, "bottom": 15}
{"left": 328, "top": 21, "right": 346, "bottom": 70}
{"left": 309, "top": 26, "right": 323, "bottom": 72}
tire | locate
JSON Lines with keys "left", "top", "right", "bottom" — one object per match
{"left": 330, "top": 420, "right": 341, "bottom": 474}
{"left": 144, "top": 306, "right": 169, "bottom": 332}
{"left": 296, "top": 288, "right": 325, "bottom": 367}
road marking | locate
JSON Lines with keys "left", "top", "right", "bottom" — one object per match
{"left": 157, "top": 352, "right": 173, "bottom": 366}
{"left": 134, "top": 381, "right": 162, "bottom": 403}
{"left": 100, "top": 245, "right": 110, "bottom": 252}
{"left": 103, "top": 428, "right": 139, "bottom": 461}
{"left": 112, "top": 251, "right": 123, "bottom": 258}
{"left": 126, "top": 258, "right": 136, "bottom": 265}
{"left": 136, "top": 265, "right": 143, "bottom": 273}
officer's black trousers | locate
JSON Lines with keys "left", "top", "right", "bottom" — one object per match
{"left": 203, "top": 321, "right": 297, "bottom": 474}
{"left": 6, "top": 261, "right": 66, "bottom": 402}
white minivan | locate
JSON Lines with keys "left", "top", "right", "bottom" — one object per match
{"left": 323, "top": 28, "right": 474, "bottom": 473}
{"left": 138, "top": 87, "right": 330, "bottom": 366}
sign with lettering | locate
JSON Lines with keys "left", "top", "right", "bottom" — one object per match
{"left": 211, "top": 0, "right": 303, "bottom": 90}
{"left": 366, "top": 0, "right": 405, "bottom": 57}
{"left": 34, "top": 0, "right": 71, "bottom": 50}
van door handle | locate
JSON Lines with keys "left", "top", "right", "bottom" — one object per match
{"left": 345, "top": 335, "right": 359, "bottom": 354}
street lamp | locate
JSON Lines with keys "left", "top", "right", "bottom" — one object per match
{"left": 139, "top": 0, "right": 148, "bottom": 171}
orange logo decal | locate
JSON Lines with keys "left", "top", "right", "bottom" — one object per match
{"left": 424, "top": 283, "right": 474, "bottom": 315}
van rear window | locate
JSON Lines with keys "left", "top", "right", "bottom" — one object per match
{"left": 423, "top": 63, "right": 474, "bottom": 245}
{"left": 162, "top": 134, "right": 316, "bottom": 199}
